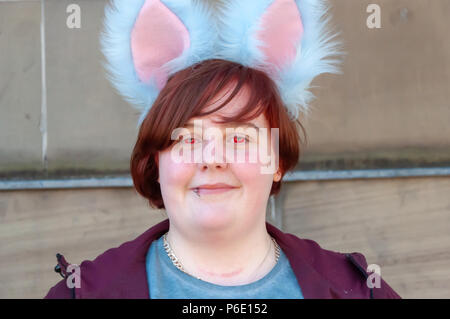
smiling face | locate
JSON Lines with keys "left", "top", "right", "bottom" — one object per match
{"left": 157, "top": 83, "right": 281, "bottom": 235}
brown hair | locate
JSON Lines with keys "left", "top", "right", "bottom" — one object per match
{"left": 130, "top": 59, "right": 307, "bottom": 209}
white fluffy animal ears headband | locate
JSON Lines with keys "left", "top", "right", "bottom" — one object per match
{"left": 100, "top": 0, "right": 344, "bottom": 127}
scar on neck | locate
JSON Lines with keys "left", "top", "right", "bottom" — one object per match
{"left": 200, "top": 267, "right": 243, "bottom": 278}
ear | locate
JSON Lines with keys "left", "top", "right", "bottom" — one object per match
{"left": 101, "top": 0, "right": 217, "bottom": 127}
{"left": 216, "top": 0, "right": 343, "bottom": 120}
{"left": 273, "top": 170, "right": 282, "bottom": 182}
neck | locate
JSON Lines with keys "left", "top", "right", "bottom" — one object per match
{"left": 165, "top": 219, "right": 277, "bottom": 286}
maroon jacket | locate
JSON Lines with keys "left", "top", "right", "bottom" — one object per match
{"left": 44, "top": 218, "right": 401, "bottom": 299}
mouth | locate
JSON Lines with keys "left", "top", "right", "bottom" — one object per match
{"left": 190, "top": 183, "right": 239, "bottom": 196}
{"left": 192, "top": 187, "right": 237, "bottom": 196}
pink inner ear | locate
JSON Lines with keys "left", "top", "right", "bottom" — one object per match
{"left": 256, "top": 0, "right": 304, "bottom": 74}
{"left": 131, "top": 0, "right": 190, "bottom": 90}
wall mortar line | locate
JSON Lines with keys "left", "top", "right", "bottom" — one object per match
{"left": 39, "top": 0, "right": 48, "bottom": 175}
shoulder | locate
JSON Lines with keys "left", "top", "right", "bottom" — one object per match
{"left": 290, "top": 235, "right": 401, "bottom": 299}
{"left": 44, "top": 243, "right": 147, "bottom": 299}
{"left": 44, "top": 220, "right": 169, "bottom": 299}
{"left": 43, "top": 244, "right": 134, "bottom": 299}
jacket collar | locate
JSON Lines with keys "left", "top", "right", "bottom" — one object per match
{"left": 73, "top": 218, "right": 361, "bottom": 299}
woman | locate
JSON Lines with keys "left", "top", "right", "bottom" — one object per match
{"left": 45, "top": 0, "right": 400, "bottom": 298}
{"left": 137, "top": 59, "right": 304, "bottom": 298}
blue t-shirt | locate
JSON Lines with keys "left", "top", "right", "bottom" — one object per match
{"left": 145, "top": 235, "right": 304, "bottom": 299}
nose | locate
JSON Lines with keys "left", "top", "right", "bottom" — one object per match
{"left": 200, "top": 161, "right": 228, "bottom": 171}
{"left": 198, "top": 136, "right": 228, "bottom": 170}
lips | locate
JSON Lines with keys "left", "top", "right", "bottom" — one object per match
{"left": 190, "top": 183, "right": 238, "bottom": 196}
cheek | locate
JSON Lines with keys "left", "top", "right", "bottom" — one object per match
{"left": 233, "top": 162, "right": 274, "bottom": 192}
{"left": 158, "top": 151, "right": 195, "bottom": 189}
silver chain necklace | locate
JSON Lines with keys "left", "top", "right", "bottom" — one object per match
{"left": 162, "top": 232, "right": 281, "bottom": 282}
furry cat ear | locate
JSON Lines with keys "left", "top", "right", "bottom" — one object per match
{"left": 131, "top": 0, "right": 191, "bottom": 91}
{"left": 216, "top": 0, "right": 344, "bottom": 120}
{"left": 101, "top": 0, "right": 217, "bottom": 127}
{"left": 256, "top": 0, "right": 304, "bottom": 74}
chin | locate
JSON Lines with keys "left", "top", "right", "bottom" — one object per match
{"left": 191, "top": 206, "right": 236, "bottom": 231}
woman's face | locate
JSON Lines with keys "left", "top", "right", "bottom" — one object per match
{"left": 157, "top": 85, "right": 281, "bottom": 235}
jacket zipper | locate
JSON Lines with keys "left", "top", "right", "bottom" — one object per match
{"left": 54, "top": 253, "right": 76, "bottom": 299}
{"left": 345, "top": 253, "right": 374, "bottom": 299}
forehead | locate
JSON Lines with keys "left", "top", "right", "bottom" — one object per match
{"left": 188, "top": 82, "right": 269, "bottom": 128}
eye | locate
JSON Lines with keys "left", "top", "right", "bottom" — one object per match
{"left": 181, "top": 135, "right": 201, "bottom": 145}
{"left": 232, "top": 135, "right": 249, "bottom": 144}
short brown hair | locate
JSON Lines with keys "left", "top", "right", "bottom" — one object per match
{"left": 130, "top": 59, "right": 307, "bottom": 209}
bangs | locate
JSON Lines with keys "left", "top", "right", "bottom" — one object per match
{"left": 191, "top": 60, "right": 280, "bottom": 126}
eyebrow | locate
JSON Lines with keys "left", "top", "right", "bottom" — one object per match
{"left": 182, "top": 121, "right": 261, "bottom": 130}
